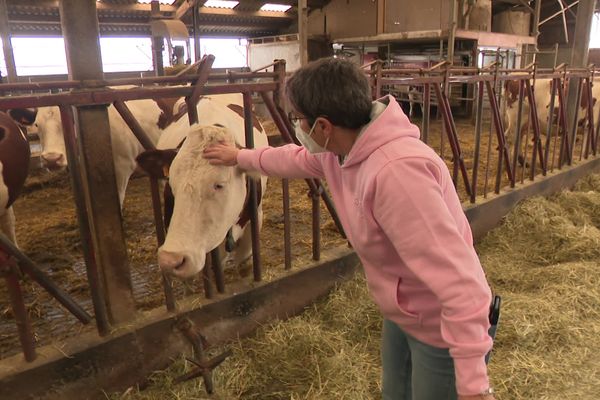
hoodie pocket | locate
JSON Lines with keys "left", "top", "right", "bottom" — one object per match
{"left": 396, "top": 278, "right": 422, "bottom": 325}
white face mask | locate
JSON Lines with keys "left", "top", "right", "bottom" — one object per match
{"left": 294, "top": 118, "right": 330, "bottom": 154}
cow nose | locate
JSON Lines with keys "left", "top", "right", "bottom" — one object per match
{"left": 158, "top": 250, "right": 185, "bottom": 274}
{"left": 42, "top": 152, "right": 65, "bottom": 170}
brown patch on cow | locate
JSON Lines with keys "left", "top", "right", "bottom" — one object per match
{"left": 504, "top": 80, "right": 520, "bottom": 108}
{"left": 135, "top": 149, "right": 178, "bottom": 179}
{"left": 163, "top": 182, "right": 175, "bottom": 229}
{"left": 8, "top": 108, "right": 37, "bottom": 126}
{"left": 0, "top": 112, "right": 31, "bottom": 207}
{"left": 153, "top": 98, "right": 188, "bottom": 130}
{"left": 237, "top": 178, "right": 263, "bottom": 229}
{"left": 226, "top": 104, "right": 264, "bottom": 134}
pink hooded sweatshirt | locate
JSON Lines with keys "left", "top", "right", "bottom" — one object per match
{"left": 237, "top": 95, "right": 492, "bottom": 396}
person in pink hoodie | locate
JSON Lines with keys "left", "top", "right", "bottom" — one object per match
{"left": 203, "top": 57, "right": 496, "bottom": 400}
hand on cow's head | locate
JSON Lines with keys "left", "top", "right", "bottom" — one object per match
{"left": 136, "top": 149, "right": 178, "bottom": 179}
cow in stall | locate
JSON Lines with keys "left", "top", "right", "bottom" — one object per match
{"left": 578, "top": 78, "right": 600, "bottom": 134}
{"left": 0, "top": 112, "right": 31, "bottom": 245}
{"left": 8, "top": 92, "right": 243, "bottom": 207}
{"left": 136, "top": 97, "right": 268, "bottom": 278}
{"left": 503, "top": 77, "right": 600, "bottom": 162}
{"left": 501, "top": 77, "right": 558, "bottom": 166}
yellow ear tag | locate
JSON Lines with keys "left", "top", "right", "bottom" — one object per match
{"left": 162, "top": 165, "right": 170, "bottom": 178}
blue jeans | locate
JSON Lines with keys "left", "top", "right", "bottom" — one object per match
{"left": 381, "top": 319, "right": 457, "bottom": 400}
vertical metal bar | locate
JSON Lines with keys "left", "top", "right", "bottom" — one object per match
{"left": 485, "top": 81, "right": 514, "bottom": 191}
{"left": 311, "top": 185, "right": 321, "bottom": 261}
{"left": 471, "top": 81, "right": 484, "bottom": 203}
{"left": 282, "top": 178, "right": 292, "bottom": 270}
{"left": 433, "top": 82, "right": 472, "bottom": 197}
{"left": 192, "top": 1, "right": 201, "bottom": 62}
{"left": 202, "top": 261, "right": 213, "bottom": 299}
{"left": 58, "top": 105, "right": 110, "bottom": 335}
{"left": 545, "top": 78, "right": 557, "bottom": 170}
{"left": 569, "top": 78, "right": 583, "bottom": 162}
{"left": 0, "top": 0, "right": 17, "bottom": 83}
{"left": 60, "top": 0, "right": 136, "bottom": 324}
{"left": 557, "top": 76, "right": 573, "bottom": 167}
{"left": 210, "top": 249, "right": 225, "bottom": 294}
{"left": 151, "top": 1, "right": 164, "bottom": 76}
{"left": 584, "top": 77, "right": 596, "bottom": 158}
{"left": 2, "top": 259, "right": 36, "bottom": 362}
{"left": 112, "top": 99, "right": 176, "bottom": 310}
{"left": 243, "top": 92, "right": 262, "bottom": 282}
{"left": 375, "top": 61, "right": 383, "bottom": 99}
{"left": 149, "top": 177, "right": 176, "bottom": 311}
{"left": 511, "top": 80, "right": 525, "bottom": 187}
{"left": 550, "top": 78, "right": 562, "bottom": 170}
{"left": 524, "top": 79, "right": 545, "bottom": 178}
{"left": 422, "top": 83, "right": 431, "bottom": 144}
{"left": 483, "top": 117, "right": 494, "bottom": 197}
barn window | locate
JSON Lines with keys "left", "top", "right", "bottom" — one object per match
{"left": 191, "top": 38, "right": 248, "bottom": 68}
{"left": 100, "top": 37, "right": 154, "bottom": 73}
{"left": 12, "top": 37, "right": 68, "bottom": 76}
{"left": 0, "top": 39, "right": 6, "bottom": 79}
{"left": 590, "top": 13, "right": 600, "bottom": 49}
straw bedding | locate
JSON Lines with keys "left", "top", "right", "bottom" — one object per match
{"left": 111, "top": 173, "right": 600, "bottom": 400}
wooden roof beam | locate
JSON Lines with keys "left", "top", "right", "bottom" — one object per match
{"left": 198, "top": 7, "right": 293, "bottom": 21}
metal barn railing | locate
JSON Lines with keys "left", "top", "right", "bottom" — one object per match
{"left": 365, "top": 60, "right": 600, "bottom": 203}
{"left": 0, "top": 57, "right": 345, "bottom": 363}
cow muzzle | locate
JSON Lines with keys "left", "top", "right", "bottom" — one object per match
{"left": 158, "top": 250, "right": 190, "bottom": 278}
{"left": 41, "top": 152, "right": 66, "bottom": 171}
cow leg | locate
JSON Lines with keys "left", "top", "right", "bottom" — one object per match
{"left": 0, "top": 206, "right": 18, "bottom": 246}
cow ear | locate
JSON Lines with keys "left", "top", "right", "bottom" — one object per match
{"left": 136, "top": 149, "right": 178, "bottom": 178}
{"left": 8, "top": 108, "right": 37, "bottom": 126}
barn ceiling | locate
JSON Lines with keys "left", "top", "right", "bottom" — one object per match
{"left": 4, "top": 0, "right": 330, "bottom": 38}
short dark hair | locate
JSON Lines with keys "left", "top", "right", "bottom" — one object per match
{"left": 285, "top": 57, "right": 372, "bottom": 129}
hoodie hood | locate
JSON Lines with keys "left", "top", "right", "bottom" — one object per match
{"left": 343, "top": 95, "right": 420, "bottom": 168}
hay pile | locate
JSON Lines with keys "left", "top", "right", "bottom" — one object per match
{"left": 479, "top": 173, "right": 600, "bottom": 400}
{"left": 112, "top": 173, "right": 600, "bottom": 400}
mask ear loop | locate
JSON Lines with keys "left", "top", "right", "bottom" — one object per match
{"left": 309, "top": 117, "right": 330, "bottom": 150}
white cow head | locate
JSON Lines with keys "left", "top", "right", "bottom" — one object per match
{"left": 136, "top": 124, "right": 247, "bottom": 278}
{"left": 9, "top": 106, "right": 67, "bottom": 170}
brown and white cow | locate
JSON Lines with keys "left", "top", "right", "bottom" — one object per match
{"left": 136, "top": 96, "right": 268, "bottom": 278}
{"left": 578, "top": 78, "right": 600, "bottom": 133}
{"left": 0, "top": 112, "right": 30, "bottom": 244}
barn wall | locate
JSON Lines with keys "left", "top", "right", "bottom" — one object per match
{"left": 384, "top": 0, "right": 449, "bottom": 33}
{"left": 306, "top": 0, "right": 378, "bottom": 39}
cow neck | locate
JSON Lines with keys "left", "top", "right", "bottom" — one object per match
{"left": 0, "top": 112, "right": 30, "bottom": 208}
{"left": 226, "top": 104, "right": 264, "bottom": 133}
{"left": 155, "top": 98, "right": 189, "bottom": 130}
{"left": 236, "top": 177, "right": 262, "bottom": 229}
{"left": 163, "top": 138, "right": 187, "bottom": 229}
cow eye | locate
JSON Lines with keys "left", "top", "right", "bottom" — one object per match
{"left": 213, "top": 183, "right": 224, "bottom": 190}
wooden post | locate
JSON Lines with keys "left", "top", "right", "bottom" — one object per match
{"left": 447, "top": 0, "right": 457, "bottom": 65}
{"left": 377, "top": 0, "right": 385, "bottom": 35}
{"left": 0, "top": 0, "right": 17, "bottom": 82}
{"left": 298, "top": 0, "right": 308, "bottom": 66}
{"left": 151, "top": 0, "right": 165, "bottom": 76}
{"left": 59, "top": 0, "right": 136, "bottom": 324}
